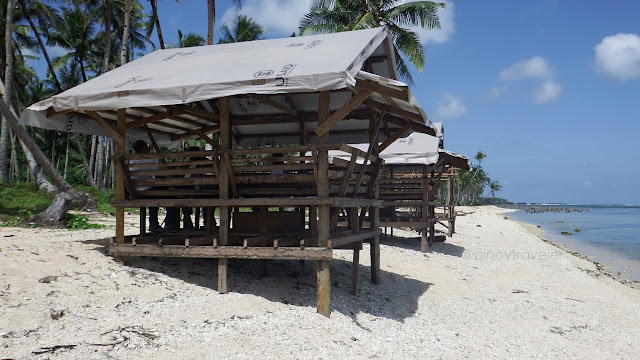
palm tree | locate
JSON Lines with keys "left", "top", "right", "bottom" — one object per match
{"left": 487, "top": 180, "right": 502, "bottom": 198}
{"left": 474, "top": 151, "right": 486, "bottom": 166}
{"left": 17, "top": 0, "right": 63, "bottom": 92}
{"left": 218, "top": 14, "right": 265, "bottom": 44}
{"left": 299, "top": 0, "right": 445, "bottom": 84}
{"left": 48, "top": 1, "right": 100, "bottom": 82}
{"left": 176, "top": 29, "right": 205, "bottom": 48}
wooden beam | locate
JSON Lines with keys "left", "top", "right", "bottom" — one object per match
{"left": 379, "top": 122, "right": 412, "bottom": 152}
{"left": 314, "top": 90, "right": 372, "bottom": 137}
{"left": 125, "top": 107, "right": 181, "bottom": 129}
{"left": 85, "top": 111, "right": 123, "bottom": 143}
{"left": 109, "top": 244, "right": 333, "bottom": 260}
{"left": 355, "top": 78, "right": 409, "bottom": 102}
{"left": 143, "top": 125, "right": 161, "bottom": 153}
{"left": 112, "top": 197, "right": 333, "bottom": 208}
{"left": 330, "top": 229, "right": 381, "bottom": 248}
{"left": 195, "top": 129, "right": 220, "bottom": 150}
{"left": 252, "top": 94, "right": 298, "bottom": 116}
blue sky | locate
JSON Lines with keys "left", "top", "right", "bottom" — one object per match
{"left": 35, "top": 0, "right": 640, "bottom": 204}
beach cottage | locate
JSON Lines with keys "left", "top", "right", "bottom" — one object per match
{"left": 19, "top": 28, "right": 436, "bottom": 316}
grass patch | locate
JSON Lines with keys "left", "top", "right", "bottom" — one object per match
{"left": 0, "top": 183, "right": 55, "bottom": 223}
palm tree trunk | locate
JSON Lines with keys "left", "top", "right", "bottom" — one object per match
{"left": 19, "top": 0, "right": 62, "bottom": 92}
{"left": 95, "top": 137, "right": 104, "bottom": 189}
{"left": 9, "top": 130, "right": 17, "bottom": 180}
{"left": 207, "top": 0, "right": 214, "bottom": 45}
{"left": 63, "top": 132, "right": 69, "bottom": 179}
{"left": 101, "top": 0, "right": 112, "bottom": 74}
{"left": 0, "top": 96, "right": 96, "bottom": 223}
{"left": 120, "top": 0, "right": 131, "bottom": 66}
{"left": 0, "top": 0, "right": 16, "bottom": 185}
{"left": 89, "top": 135, "right": 97, "bottom": 179}
{"left": 72, "top": 134, "right": 96, "bottom": 187}
{"left": 150, "top": 0, "right": 165, "bottom": 49}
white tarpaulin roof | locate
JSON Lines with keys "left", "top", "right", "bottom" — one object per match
{"left": 331, "top": 132, "right": 469, "bottom": 169}
{"left": 19, "top": 27, "right": 434, "bottom": 146}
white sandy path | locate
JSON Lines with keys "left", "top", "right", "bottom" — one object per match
{"left": 1, "top": 206, "right": 639, "bottom": 359}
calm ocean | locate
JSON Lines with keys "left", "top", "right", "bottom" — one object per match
{"left": 508, "top": 205, "right": 640, "bottom": 284}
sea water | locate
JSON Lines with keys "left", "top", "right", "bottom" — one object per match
{"left": 508, "top": 205, "right": 640, "bottom": 283}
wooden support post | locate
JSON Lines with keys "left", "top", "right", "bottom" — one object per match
{"left": 448, "top": 175, "right": 455, "bottom": 236}
{"left": 368, "top": 111, "right": 381, "bottom": 284}
{"left": 140, "top": 207, "right": 147, "bottom": 235}
{"left": 114, "top": 109, "right": 127, "bottom": 254}
{"left": 428, "top": 170, "right": 436, "bottom": 248}
{"left": 421, "top": 177, "right": 428, "bottom": 253}
{"left": 316, "top": 91, "right": 331, "bottom": 317}
{"left": 218, "top": 97, "right": 230, "bottom": 294}
{"left": 349, "top": 208, "right": 360, "bottom": 295}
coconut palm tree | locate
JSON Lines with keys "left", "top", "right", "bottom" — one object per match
{"left": 176, "top": 29, "right": 205, "bottom": 48}
{"left": 218, "top": 14, "right": 265, "bottom": 44}
{"left": 48, "top": 1, "right": 100, "bottom": 82}
{"left": 299, "top": 0, "right": 445, "bottom": 84}
{"left": 487, "top": 180, "right": 502, "bottom": 198}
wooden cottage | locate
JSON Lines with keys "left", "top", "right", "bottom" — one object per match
{"left": 334, "top": 131, "right": 469, "bottom": 253}
{"left": 19, "top": 28, "right": 436, "bottom": 316}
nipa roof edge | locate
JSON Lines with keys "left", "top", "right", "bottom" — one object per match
{"left": 19, "top": 28, "right": 434, "bottom": 146}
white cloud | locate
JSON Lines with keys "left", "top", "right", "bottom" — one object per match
{"left": 499, "top": 56, "right": 554, "bottom": 81}
{"left": 583, "top": 181, "right": 593, "bottom": 188}
{"left": 532, "top": 80, "right": 563, "bottom": 104}
{"left": 433, "top": 92, "right": 467, "bottom": 120}
{"left": 489, "top": 56, "right": 562, "bottom": 105}
{"left": 594, "top": 33, "right": 640, "bottom": 81}
{"left": 480, "top": 84, "right": 509, "bottom": 102}
{"left": 407, "top": 0, "right": 455, "bottom": 45}
{"left": 220, "top": 0, "right": 313, "bottom": 37}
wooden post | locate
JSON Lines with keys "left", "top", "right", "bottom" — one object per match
{"left": 421, "top": 177, "right": 428, "bottom": 253}
{"left": 316, "top": 91, "right": 331, "bottom": 317}
{"left": 448, "top": 174, "right": 455, "bottom": 236}
{"left": 114, "top": 109, "right": 127, "bottom": 259}
{"left": 368, "top": 113, "right": 381, "bottom": 285}
{"left": 218, "top": 97, "right": 230, "bottom": 294}
{"left": 428, "top": 170, "right": 436, "bottom": 248}
{"left": 349, "top": 208, "right": 360, "bottom": 295}
{"left": 140, "top": 207, "right": 147, "bottom": 235}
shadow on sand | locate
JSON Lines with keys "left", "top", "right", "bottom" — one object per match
{"left": 380, "top": 234, "right": 466, "bottom": 257}
{"left": 83, "top": 237, "right": 432, "bottom": 322}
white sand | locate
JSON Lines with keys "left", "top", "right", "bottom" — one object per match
{"left": 1, "top": 206, "right": 639, "bottom": 359}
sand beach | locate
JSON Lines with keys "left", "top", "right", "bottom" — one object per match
{"left": 1, "top": 206, "right": 639, "bottom": 359}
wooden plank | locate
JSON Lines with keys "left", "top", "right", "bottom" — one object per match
{"left": 378, "top": 122, "right": 412, "bottom": 152}
{"left": 117, "top": 157, "right": 137, "bottom": 200}
{"left": 112, "top": 197, "right": 332, "bottom": 208}
{"left": 109, "top": 244, "right": 333, "bottom": 260}
{"left": 273, "top": 236, "right": 301, "bottom": 248}
{"left": 314, "top": 90, "right": 372, "bottom": 137}
{"left": 354, "top": 78, "right": 409, "bottom": 102}
{"left": 85, "top": 111, "right": 123, "bottom": 143}
{"left": 195, "top": 129, "right": 220, "bottom": 150}
{"left": 351, "top": 249, "right": 359, "bottom": 296}
{"left": 253, "top": 94, "right": 298, "bottom": 116}
{"left": 243, "top": 234, "right": 275, "bottom": 248}
{"left": 125, "top": 107, "right": 180, "bottom": 129}
{"left": 330, "top": 229, "right": 381, "bottom": 248}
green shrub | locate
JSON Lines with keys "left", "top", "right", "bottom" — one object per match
{"left": 66, "top": 213, "right": 107, "bottom": 230}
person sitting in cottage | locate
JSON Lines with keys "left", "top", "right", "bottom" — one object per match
{"left": 182, "top": 146, "right": 217, "bottom": 230}
{"left": 130, "top": 140, "right": 180, "bottom": 233}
